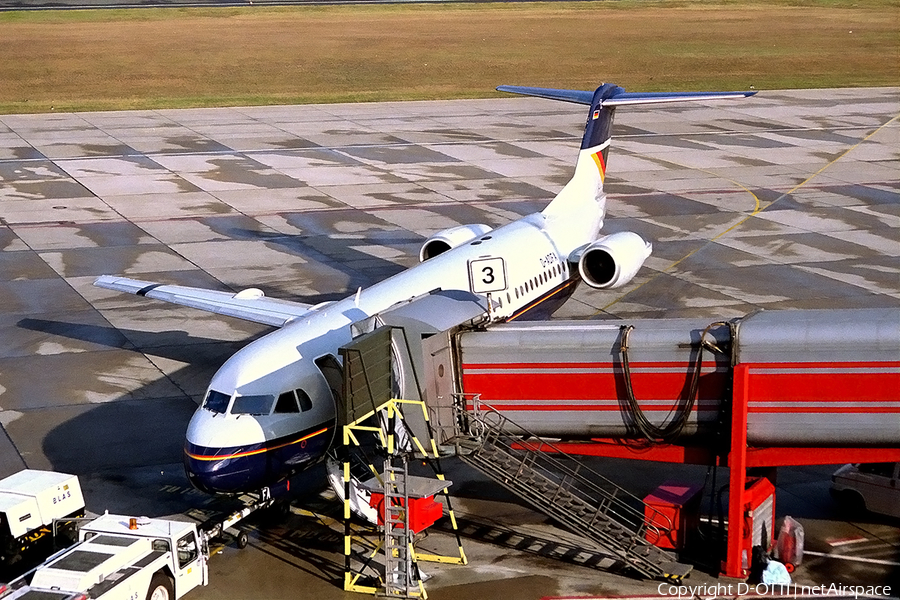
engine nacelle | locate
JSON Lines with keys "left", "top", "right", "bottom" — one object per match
{"left": 571, "top": 231, "right": 652, "bottom": 289}
{"left": 419, "top": 224, "right": 493, "bottom": 262}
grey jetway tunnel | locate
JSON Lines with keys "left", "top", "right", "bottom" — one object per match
{"left": 337, "top": 303, "right": 898, "bottom": 582}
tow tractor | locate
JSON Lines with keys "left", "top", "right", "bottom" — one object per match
{"left": 0, "top": 485, "right": 274, "bottom": 600}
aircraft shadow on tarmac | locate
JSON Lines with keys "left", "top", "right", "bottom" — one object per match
{"left": 10, "top": 217, "right": 428, "bottom": 478}
{"left": 15, "top": 318, "right": 262, "bottom": 477}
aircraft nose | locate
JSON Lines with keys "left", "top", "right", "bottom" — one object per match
{"left": 183, "top": 407, "right": 269, "bottom": 494}
{"left": 183, "top": 443, "right": 269, "bottom": 494}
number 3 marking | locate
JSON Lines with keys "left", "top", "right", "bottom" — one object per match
{"left": 469, "top": 257, "right": 506, "bottom": 293}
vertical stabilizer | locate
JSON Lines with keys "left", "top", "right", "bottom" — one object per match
{"left": 495, "top": 84, "right": 755, "bottom": 258}
{"left": 540, "top": 84, "right": 622, "bottom": 256}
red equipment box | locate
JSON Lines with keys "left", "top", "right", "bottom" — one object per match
{"left": 368, "top": 493, "right": 444, "bottom": 535}
{"left": 644, "top": 481, "right": 702, "bottom": 550}
{"left": 364, "top": 475, "right": 450, "bottom": 535}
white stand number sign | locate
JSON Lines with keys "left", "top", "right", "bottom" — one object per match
{"left": 469, "top": 257, "right": 507, "bottom": 294}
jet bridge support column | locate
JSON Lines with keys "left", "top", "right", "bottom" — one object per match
{"left": 724, "top": 364, "right": 750, "bottom": 579}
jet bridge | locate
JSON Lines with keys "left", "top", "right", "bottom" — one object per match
{"left": 335, "top": 297, "right": 899, "bottom": 581}
{"left": 421, "top": 307, "right": 900, "bottom": 579}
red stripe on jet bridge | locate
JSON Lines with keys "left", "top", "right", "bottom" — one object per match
{"left": 748, "top": 406, "right": 900, "bottom": 414}
{"left": 461, "top": 366, "right": 729, "bottom": 404}
{"left": 469, "top": 403, "right": 720, "bottom": 412}
{"left": 744, "top": 361, "right": 900, "bottom": 412}
{"left": 464, "top": 361, "right": 717, "bottom": 371}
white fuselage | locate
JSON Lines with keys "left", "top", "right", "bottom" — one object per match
{"left": 182, "top": 97, "right": 613, "bottom": 494}
{"left": 183, "top": 208, "right": 600, "bottom": 493}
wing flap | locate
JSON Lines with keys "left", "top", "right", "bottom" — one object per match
{"left": 94, "top": 275, "right": 314, "bottom": 328}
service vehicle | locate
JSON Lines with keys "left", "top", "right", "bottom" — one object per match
{"left": 0, "top": 470, "right": 84, "bottom": 564}
{"left": 831, "top": 463, "right": 900, "bottom": 519}
{"left": 0, "top": 495, "right": 271, "bottom": 600}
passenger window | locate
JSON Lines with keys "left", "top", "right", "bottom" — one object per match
{"left": 296, "top": 389, "right": 313, "bottom": 412}
{"left": 203, "top": 390, "right": 231, "bottom": 414}
{"left": 152, "top": 539, "right": 171, "bottom": 552}
{"left": 176, "top": 533, "right": 198, "bottom": 568}
{"left": 275, "top": 392, "right": 299, "bottom": 413}
{"left": 231, "top": 394, "right": 275, "bottom": 415}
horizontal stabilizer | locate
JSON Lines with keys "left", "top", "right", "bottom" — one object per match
{"left": 94, "top": 275, "right": 315, "bottom": 328}
{"left": 497, "top": 85, "right": 755, "bottom": 106}
{"left": 496, "top": 86, "right": 595, "bottom": 105}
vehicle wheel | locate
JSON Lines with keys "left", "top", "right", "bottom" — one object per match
{"left": 146, "top": 572, "right": 174, "bottom": 600}
{"left": 237, "top": 531, "right": 249, "bottom": 549}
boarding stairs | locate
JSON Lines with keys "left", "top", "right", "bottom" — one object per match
{"left": 381, "top": 456, "right": 421, "bottom": 598}
{"left": 450, "top": 396, "right": 692, "bottom": 581}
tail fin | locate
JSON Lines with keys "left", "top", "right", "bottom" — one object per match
{"left": 497, "top": 84, "right": 756, "bottom": 255}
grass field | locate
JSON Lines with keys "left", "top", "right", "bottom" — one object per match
{"left": 0, "top": 0, "right": 897, "bottom": 113}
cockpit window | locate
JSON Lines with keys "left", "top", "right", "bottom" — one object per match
{"left": 231, "top": 394, "right": 275, "bottom": 415}
{"left": 296, "top": 389, "right": 313, "bottom": 412}
{"left": 275, "top": 392, "right": 299, "bottom": 413}
{"left": 274, "top": 390, "right": 312, "bottom": 413}
{"left": 203, "top": 390, "right": 231, "bottom": 414}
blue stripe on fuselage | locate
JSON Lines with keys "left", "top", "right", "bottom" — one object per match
{"left": 184, "top": 423, "right": 332, "bottom": 494}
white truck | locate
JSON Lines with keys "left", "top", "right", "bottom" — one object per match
{"left": 0, "top": 496, "right": 270, "bottom": 600}
{"left": 831, "top": 462, "right": 900, "bottom": 519}
{"left": 0, "top": 513, "right": 207, "bottom": 600}
{"left": 0, "top": 470, "right": 85, "bottom": 564}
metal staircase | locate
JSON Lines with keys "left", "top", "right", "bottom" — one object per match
{"left": 381, "top": 456, "right": 423, "bottom": 598}
{"left": 452, "top": 396, "right": 692, "bottom": 581}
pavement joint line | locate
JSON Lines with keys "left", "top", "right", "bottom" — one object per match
{"left": 802, "top": 550, "right": 900, "bottom": 567}
{"left": 2, "top": 122, "right": 884, "bottom": 166}
{"left": 596, "top": 111, "right": 900, "bottom": 315}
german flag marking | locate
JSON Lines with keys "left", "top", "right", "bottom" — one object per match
{"left": 591, "top": 151, "right": 606, "bottom": 181}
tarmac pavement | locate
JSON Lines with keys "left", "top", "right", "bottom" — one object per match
{"left": 0, "top": 87, "right": 897, "bottom": 597}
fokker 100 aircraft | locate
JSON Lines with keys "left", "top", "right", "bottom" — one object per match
{"left": 96, "top": 84, "right": 755, "bottom": 495}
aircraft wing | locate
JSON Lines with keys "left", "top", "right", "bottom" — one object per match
{"left": 94, "top": 275, "right": 316, "bottom": 328}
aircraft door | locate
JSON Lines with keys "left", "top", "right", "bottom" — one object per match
{"left": 315, "top": 354, "right": 343, "bottom": 410}
{"left": 422, "top": 331, "right": 457, "bottom": 446}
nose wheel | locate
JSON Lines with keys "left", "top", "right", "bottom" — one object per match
{"left": 236, "top": 531, "right": 249, "bottom": 549}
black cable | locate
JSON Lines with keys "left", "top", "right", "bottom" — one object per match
{"left": 619, "top": 322, "right": 726, "bottom": 443}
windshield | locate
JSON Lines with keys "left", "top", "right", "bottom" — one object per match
{"left": 231, "top": 394, "right": 275, "bottom": 416}
{"left": 203, "top": 390, "right": 231, "bottom": 414}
